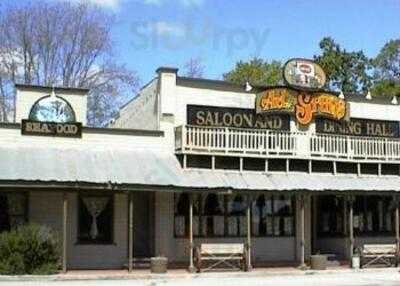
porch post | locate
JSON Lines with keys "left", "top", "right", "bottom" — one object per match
{"left": 246, "top": 195, "right": 252, "bottom": 271}
{"left": 395, "top": 195, "right": 399, "bottom": 264}
{"left": 62, "top": 192, "right": 68, "bottom": 273}
{"left": 299, "top": 194, "right": 306, "bottom": 269}
{"left": 348, "top": 195, "right": 354, "bottom": 263}
{"left": 188, "top": 193, "right": 195, "bottom": 272}
{"left": 128, "top": 193, "right": 134, "bottom": 272}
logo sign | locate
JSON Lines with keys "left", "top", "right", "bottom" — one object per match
{"left": 256, "top": 88, "right": 348, "bottom": 126}
{"left": 283, "top": 58, "right": 326, "bottom": 90}
{"left": 21, "top": 120, "right": 82, "bottom": 138}
{"left": 187, "top": 105, "right": 290, "bottom": 130}
{"left": 316, "top": 118, "right": 400, "bottom": 138}
{"left": 21, "top": 92, "right": 82, "bottom": 138}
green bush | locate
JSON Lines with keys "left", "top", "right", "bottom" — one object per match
{"left": 0, "top": 224, "right": 60, "bottom": 275}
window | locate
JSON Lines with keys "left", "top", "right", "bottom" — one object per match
{"left": 174, "top": 193, "right": 295, "bottom": 238}
{"left": 202, "top": 194, "right": 225, "bottom": 236}
{"left": 317, "top": 196, "right": 345, "bottom": 236}
{"left": 78, "top": 194, "right": 113, "bottom": 244}
{"left": 0, "top": 192, "right": 28, "bottom": 232}
{"left": 252, "top": 195, "right": 295, "bottom": 237}
{"left": 227, "top": 195, "right": 246, "bottom": 236}
{"left": 353, "top": 196, "right": 395, "bottom": 235}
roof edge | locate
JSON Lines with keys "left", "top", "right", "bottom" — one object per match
{"left": 15, "top": 84, "right": 90, "bottom": 94}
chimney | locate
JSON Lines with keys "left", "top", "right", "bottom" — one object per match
{"left": 156, "top": 67, "right": 178, "bottom": 117}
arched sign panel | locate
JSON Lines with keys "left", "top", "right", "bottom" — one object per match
{"left": 21, "top": 94, "right": 82, "bottom": 138}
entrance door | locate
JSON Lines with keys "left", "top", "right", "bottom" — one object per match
{"left": 133, "top": 192, "right": 155, "bottom": 258}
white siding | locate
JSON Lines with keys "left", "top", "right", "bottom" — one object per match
{"left": 112, "top": 79, "right": 159, "bottom": 130}
{"left": 29, "top": 191, "right": 128, "bottom": 269}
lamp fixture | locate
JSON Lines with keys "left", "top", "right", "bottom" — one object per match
{"left": 245, "top": 81, "right": 253, "bottom": 92}
{"left": 365, "top": 90, "right": 372, "bottom": 100}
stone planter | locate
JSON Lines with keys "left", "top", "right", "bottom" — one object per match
{"left": 310, "top": 255, "right": 327, "bottom": 270}
{"left": 150, "top": 257, "right": 168, "bottom": 273}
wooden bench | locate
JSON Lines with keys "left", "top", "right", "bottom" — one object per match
{"left": 194, "top": 243, "right": 248, "bottom": 272}
{"left": 360, "top": 244, "right": 399, "bottom": 268}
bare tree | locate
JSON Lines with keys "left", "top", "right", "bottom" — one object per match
{"left": 0, "top": 1, "right": 139, "bottom": 126}
{"left": 183, "top": 57, "right": 205, "bottom": 78}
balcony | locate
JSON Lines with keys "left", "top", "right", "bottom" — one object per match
{"left": 175, "top": 125, "right": 400, "bottom": 163}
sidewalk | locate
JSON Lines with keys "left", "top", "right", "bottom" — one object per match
{"left": 0, "top": 266, "right": 399, "bottom": 282}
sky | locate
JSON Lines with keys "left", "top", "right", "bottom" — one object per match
{"left": 14, "top": 0, "right": 400, "bottom": 84}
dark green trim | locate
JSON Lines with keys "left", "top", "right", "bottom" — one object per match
{"left": 0, "top": 122, "right": 163, "bottom": 137}
{"left": 156, "top": 67, "right": 179, "bottom": 74}
{"left": 1, "top": 180, "right": 400, "bottom": 196}
{"left": 0, "top": 122, "right": 20, "bottom": 129}
{"left": 82, "top": 126, "right": 163, "bottom": 137}
{"left": 15, "top": 84, "right": 89, "bottom": 94}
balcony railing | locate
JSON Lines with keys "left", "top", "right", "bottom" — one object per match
{"left": 175, "top": 125, "right": 400, "bottom": 162}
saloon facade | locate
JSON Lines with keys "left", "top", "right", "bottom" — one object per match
{"left": 1, "top": 59, "right": 400, "bottom": 271}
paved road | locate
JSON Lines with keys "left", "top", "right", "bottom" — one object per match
{"left": 1, "top": 271, "right": 400, "bottom": 286}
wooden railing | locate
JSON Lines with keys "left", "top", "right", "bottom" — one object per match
{"left": 175, "top": 125, "right": 400, "bottom": 162}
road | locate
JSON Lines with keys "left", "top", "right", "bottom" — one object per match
{"left": 1, "top": 271, "right": 400, "bottom": 286}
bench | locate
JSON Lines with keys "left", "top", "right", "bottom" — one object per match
{"left": 359, "top": 244, "right": 399, "bottom": 268}
{"left": 194, "top": 243, "right": 248, "bottom": 272}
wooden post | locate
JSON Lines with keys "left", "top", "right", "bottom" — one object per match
{"left": 299, "top": 194, "right": 306, "bottom": 269}
{"left": 128, "top": 193, "right": 134, "bottom": 272}
{"left": 395, "top": 195, "right": 399, "bottom": 265}
{"left": 188, "top": 193, "right": 195, "bottom": 272}
{"left": 348, "top": 196, "right": 354, "bottom": 263}
{"left": 246, "top": 195, "right": 252, "bottom": 271}
{"left": 62, "top": 192, "right": 68, "bottom": 273}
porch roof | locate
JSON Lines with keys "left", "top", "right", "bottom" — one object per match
{"left": 1, "top": 144, "right": 400, "bottom": 192}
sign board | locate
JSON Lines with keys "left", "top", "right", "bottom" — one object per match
{"left": 21, "top": 92, "right": 82, "bottom": 138}
{"left": 316, "top": 118, "right": 400, "bottom": 138}
{"left": 283, "top": 58, "right": 326, "bottom": 90}
{"left": 187, "top": 105, "right": 290, "bottom": 131}
{"left": 21, "top": 120, "right": 82, "bottom": 138}
{"left": 256, "top": 88, "right": 348, "bottom": 125}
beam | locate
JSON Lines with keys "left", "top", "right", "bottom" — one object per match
{"left": 246, "top": 195, "right": 252, "bottom": 271}
{"left": 188, "top": 194, "right": 195, "bottom": 272}
{"left": 128, "top": 193, "right": 134, "bottom": 272}
{"left": 299, "top": 194, "right": 306, "bottom": 269}
{"left": 348, "top": 196, "right": 354, "bottom": 263}
{"left": 62, "top": 192, "right": 68, "bottom": 273}
{"left": 395, "top": 195, "right": 399, "bottom": 264}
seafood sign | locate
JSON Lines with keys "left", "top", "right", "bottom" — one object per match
{"left": 256, "top": 88, "right": 348, "bottom": 126}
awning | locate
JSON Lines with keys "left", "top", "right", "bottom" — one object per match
{"left": 1, "top": 144, "right": 400, "bottom": 192}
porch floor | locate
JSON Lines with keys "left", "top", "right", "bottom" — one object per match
{"left": 58, "top": 265, "right": 353, "bottom": 280}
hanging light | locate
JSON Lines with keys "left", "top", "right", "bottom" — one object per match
{"left": 391, "top": 96, "right": 398, "bottom": 105}
{"left": 51, "top": 85, "right": 56, "bottom": 98}
{"left": 338, "top": 91, "right": 345, "bottom": 99}
{"left": 245, "top": 81, "right": 253, "bottom": 92}
{"left": 365, "top": 90, "right": 372, "bottom": 100}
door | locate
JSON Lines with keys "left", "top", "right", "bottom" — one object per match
{"left": 133, "top": 192, "right": 155, "bottom": 258}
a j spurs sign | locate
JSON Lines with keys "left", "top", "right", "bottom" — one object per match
{"left": 21, "top": 92, "right": 82, "bottom": 138}
{"left": 256, "top": 58, "right": 349, "bottom": 126}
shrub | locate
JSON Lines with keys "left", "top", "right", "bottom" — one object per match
{"left": 0, "top": 224, "right": 60, "bottom": 275}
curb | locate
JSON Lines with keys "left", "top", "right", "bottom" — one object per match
{"left": 0, "top": 267, "right": 398, "bottom": 282}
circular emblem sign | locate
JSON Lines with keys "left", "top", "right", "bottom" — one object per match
{"left": 283, "top": 58, "right": 326, "bottom": 90}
